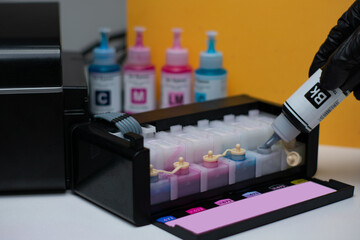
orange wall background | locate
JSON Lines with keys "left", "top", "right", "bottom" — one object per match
{"left": 128, "top": 0, "right": 360, "bottom": 148}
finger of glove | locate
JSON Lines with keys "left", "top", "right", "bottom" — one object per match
{"left": 341, "top": 67, "right": 360, "bottom": 93}
{"left": 353, "top": 84, "right": 360, "bottom": 100}
{"left": 320, "top": 25, "right": 360, "bottom": 90}
{"left": 309, "top": 0, "right": 360, "bottom": 76}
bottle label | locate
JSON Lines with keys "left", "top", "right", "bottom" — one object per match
{"left": 89, "top": 71, "right": 121, "bottom": 114}
{"left": 304, "top": 83, "right": 331, "bottom": 109}
{"left": 124, "top": 70, "right": 155, "bottom": 113}
{"left": 161, "top": 72, "right": 192, "bottom": 108}
{"left": 285, "top": 69, "right": 348, "bottom": 131}
{"left": 194, "top": 76, "right": 227, "bottom": 102}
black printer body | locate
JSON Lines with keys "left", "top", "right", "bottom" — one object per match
{"left": 0, "top": 3, "right": 88, "bottom": 192}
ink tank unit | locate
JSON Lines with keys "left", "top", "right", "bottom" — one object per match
{"left": 71, "top": 95, "right": 354, "bottom": 239}
{"left": 0, "top": 3, "right": 66, "bottom": 191}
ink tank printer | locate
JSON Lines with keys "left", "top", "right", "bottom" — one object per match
{"left": 0, "top": 3, "right": 65, "bottom": 191}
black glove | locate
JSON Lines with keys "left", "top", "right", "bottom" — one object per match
{"left": 309, "top": 0, "right": 360, "bottom": 100}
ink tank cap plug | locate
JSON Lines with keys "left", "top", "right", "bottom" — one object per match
{"left": 93, "top": 28, "right": 116, "bottom": 65}
{"left": 229, "top": 144, "right": 246, "bottom": 156}
{"left": 200, "top": 31, "right": 223, "bottom": 69}
{"left": 223, "top": 144, "right": 246, "bottom": 161}
{"left": 173, "top": 157, "right": 190, "bottom": 175}
{"left": 128, "top": 26, "right": 151, "bottom": 65}
{"left": 272, "top": 113, "right": 300, "bottom": 143}
{"left": 166, "top": 28, "right": 188, "bottom": 66}
{"left": 202, "top": 150, "right": 222, "bottom": 168}
{"left": 150, "top": 164, "right": 159, "bottom": 183}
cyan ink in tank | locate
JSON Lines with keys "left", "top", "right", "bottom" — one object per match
{"left": 221, "top": 144, "right": 256, "bottom": 183}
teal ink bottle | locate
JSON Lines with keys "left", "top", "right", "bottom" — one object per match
{"left": 89, "top": 28, "right": 121, "bottom": 114}
{"left": 194, "top": 31, "right": 227, "bottom": 102}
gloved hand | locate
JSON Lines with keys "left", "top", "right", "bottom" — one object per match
{"left": 309, "top": 0, "right": 360, "bottom": 100}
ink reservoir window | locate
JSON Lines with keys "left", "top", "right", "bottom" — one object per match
{"left": 133, "top": 110, "right": 307, "bottom": 204}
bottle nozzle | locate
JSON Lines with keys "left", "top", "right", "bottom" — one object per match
{"left": 165, "top": 28, "right": 188, "bottom": 66}
{"left": 93, "top": 27, "right": 115, "bottom": 65}
{"left": 172, "top": 28, "right": 183, "bottom": 49}
{"left": 134, "top": 26, "right": 146, "bottom": 47}
{"left": 257, "top": 133, "right": 281, "bottom": 154}
{"left": 206, "top": 31, "right": 217, "bottom": 53}
{"left": 99, "top": 27, "right": 110, "bottom": 49}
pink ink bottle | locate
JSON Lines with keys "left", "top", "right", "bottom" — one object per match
{"left": 161, "top": 28, "right": 192, "bottom": 108}
{"left": 124, "top": 27, "right": 156, "bottom": 114}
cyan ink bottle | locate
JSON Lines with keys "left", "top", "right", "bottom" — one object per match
{"left": 194, "top": 31, "right": 227, "bottom": 102}
{"left": 89, "top": 28, "right": 121, "bottom": 114}
{"left": 124, "top": 27, "right": 156, "bottom": 114}
{"left": 161, "top": 28, "right": 193, "bottom": 108}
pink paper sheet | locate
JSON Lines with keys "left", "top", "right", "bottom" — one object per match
{"left": 165, "top": 181, "right": 335, "bottom": 234}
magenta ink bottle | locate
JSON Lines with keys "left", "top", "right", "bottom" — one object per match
{"left": 161, "top": 28, "right": 192, "bottom": 108}
{"left": 124, "top": 27, "right": 156, "bottom": 114}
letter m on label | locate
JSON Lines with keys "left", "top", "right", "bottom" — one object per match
{"left": 304, "top": 83, "right": 331, "bottom": 109}
{"left": 131, "top": 88, "right": 147, "bottom": 104}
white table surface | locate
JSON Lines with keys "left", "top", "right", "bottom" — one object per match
{"left": 0, "top": 145, "right": 359, "bottom": 240}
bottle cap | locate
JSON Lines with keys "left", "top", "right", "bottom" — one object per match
{"left": 166, "top": 28, "right": 188, "bottom": 66}
{"left": 128, "top": 27, "right": 151, "bottom": 65}
{"left": 200, "top": 31, "right": 223, "bottom": 69}
{"left": 93, "top": 28, "right": 116, "bottom": 65}
{"left": 272, "top": 113, "right": 300, "bottom": 143}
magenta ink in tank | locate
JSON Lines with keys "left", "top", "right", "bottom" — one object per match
{"left": 169, "top": 157, "right": 201, "bottom": 200}
{"left": 192, "top": 150, "right": 229, "bottom": 192}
